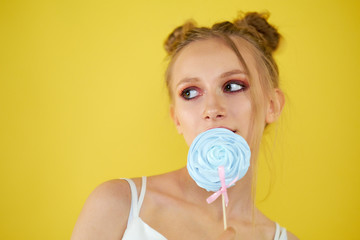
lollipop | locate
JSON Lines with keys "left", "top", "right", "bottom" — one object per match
{"left": 187, "top": 128, "right": 251, "bottom": 228}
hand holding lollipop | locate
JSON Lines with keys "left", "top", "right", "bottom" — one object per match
{"left": 187, "top": 128, "right": 251, "bottom": 229}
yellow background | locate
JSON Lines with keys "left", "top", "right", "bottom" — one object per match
{"left": 1, "top": 0, "right": 359, "bottom": 239}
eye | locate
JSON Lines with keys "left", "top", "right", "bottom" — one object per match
{"left": 223, "top": 81, "right": 246, "bottom": 93}
{"left": 181, "top": 88, "right": 199, "bottom": 100}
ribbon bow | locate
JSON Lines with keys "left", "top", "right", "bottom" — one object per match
{"left": 206, "top": 166, "right": 238, "bottom": 207}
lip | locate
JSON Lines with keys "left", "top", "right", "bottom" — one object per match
{"left": 207, "top": 126, "right": 236, "bottom": 133}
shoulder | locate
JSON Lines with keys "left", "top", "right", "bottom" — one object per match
{"left": 286, "top": 230, "right": 299, "bottom": 240}
{"left": 253, "top": 210, "right": 299, "bottom": 240}
{"left": 71, "top": 179, "right": 137, "bottom": 240}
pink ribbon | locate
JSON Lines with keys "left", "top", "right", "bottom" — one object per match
{"left": 206, "top": 166, "right": 238, "bottom": 207}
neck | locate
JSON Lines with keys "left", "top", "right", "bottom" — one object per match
{"left": 175, "top": 167, "right": 255, "bottom": 221}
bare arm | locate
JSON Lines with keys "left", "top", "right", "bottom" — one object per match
{"left": 71, "top": 179, "right": 131, "bottom": 240}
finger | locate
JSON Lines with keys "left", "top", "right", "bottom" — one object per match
{"left": 216, "top": 227, "right": 236, "bottom": 240}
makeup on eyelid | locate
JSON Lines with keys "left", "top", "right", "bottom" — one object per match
{"left": 179, "top": 79, "right": 249, "bottom": 100}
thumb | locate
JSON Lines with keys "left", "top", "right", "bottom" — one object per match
{"left": 216, "top": 227, "right": 236, "bottom": 240}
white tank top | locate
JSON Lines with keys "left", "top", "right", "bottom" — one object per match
{"left": 121, "top": 177, "right": 287, "bottom": 240}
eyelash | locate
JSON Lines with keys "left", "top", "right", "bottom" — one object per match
{"left": 180, "top": 87, "right": 201, "bottom": 100}
{"left": 180, "top": 80, "right": 248, "bottom": 100}
{"left": 223, "top": 80, "right": 248, "bottom": 93}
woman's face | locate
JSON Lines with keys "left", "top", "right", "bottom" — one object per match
{"left": 170, "top": 38, "right": 267, "bottom": 146}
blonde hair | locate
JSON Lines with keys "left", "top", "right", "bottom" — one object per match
{"left": 164, "top": 11, "right": 282, "bottom": 221}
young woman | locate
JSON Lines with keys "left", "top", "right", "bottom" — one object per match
{"left": 71, "top": 12, "right": 298, "bottom": 240}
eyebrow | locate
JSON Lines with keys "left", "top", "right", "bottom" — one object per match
{"left": 175, "top": 77, "right": 200, "bottom": 88}
{"left": 176, "top": 69, "right": 247, "bottom": 88}
{"left": 219, "top": 69, "right": 247, "bottom": 78}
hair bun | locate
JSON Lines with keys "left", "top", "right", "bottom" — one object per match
{"left": 235, "top": 12, "right": 280, "bottom": 52}
{"left": 164, "top": 21, "right": 196, "bottom": 55}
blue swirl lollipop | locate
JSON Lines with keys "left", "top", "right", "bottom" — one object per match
{"left": 187, "top": 128, "right": 251, "bottom": 192}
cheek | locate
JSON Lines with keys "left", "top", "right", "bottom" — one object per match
{"left": 174, "top": 102, "right": 203, "bottom": 145}
{"left": 227, "top": 96, "right": 253, "bottom": 137}
{"left": 178, "top": 113, "right": 200, "bottom": 135}
{"left": 175, "top": 100, "right": 201, "bottom": 124}
{"left": 227, "top": 94, "right": 252, "bottom": 116}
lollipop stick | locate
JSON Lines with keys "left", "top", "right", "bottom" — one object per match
{"left": 222, "top": 194, "right": 227, "bottom": 230}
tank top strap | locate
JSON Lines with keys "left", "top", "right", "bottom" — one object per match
{"left": 274, "top": 222, "right": 288, "bottom": 240}
{"left": 138, "top": 176, "right": 147, "bottom": 210}
{"left": 122, "top": 177, "right": 147, "bottom": 226}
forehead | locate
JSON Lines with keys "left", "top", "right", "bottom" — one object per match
{"left": 170, "top": 37, "right": 258, "bottom": 87}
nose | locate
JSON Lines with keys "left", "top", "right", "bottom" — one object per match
{"left": 202, "top": 93, "right": 226, "bottom": 120}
